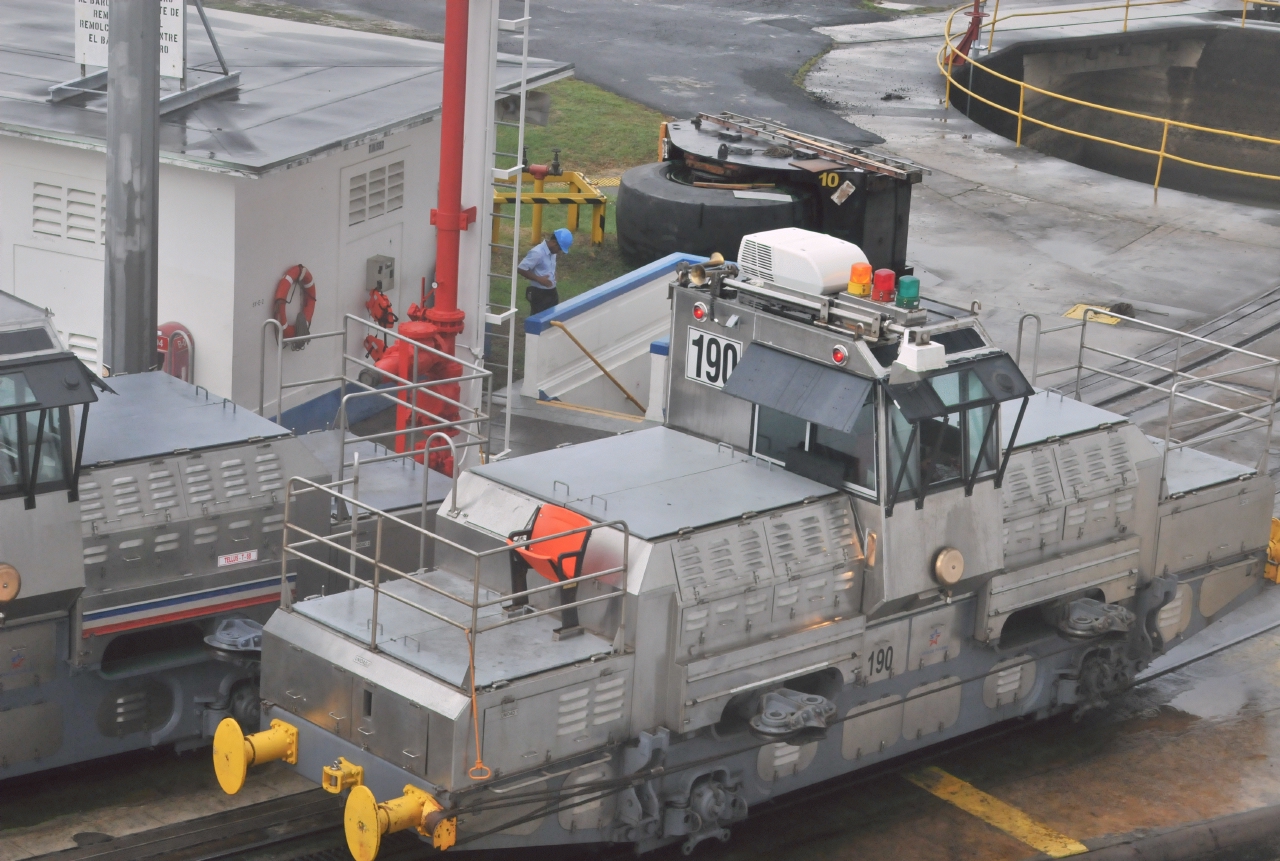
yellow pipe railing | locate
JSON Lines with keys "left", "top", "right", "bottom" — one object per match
{"left": 940, "top": 0, "right": 1280, "bottom": 201}
{"left": 1242, "top": 0, "right": 1280, "bottom": 24}
{"left": 986, "top": 0, "right": 1187, "bottom": 49}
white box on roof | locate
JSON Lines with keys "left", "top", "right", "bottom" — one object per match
{"left": 737, "top": 227, "right": 869, "bottom": 296}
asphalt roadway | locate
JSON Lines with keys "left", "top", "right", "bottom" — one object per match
{"left": 281, "top": 0, "right": 889, "bottom": 145}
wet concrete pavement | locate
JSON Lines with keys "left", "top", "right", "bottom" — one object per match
{"left": 274, "top": 0, "right": 889, "bottom": 145}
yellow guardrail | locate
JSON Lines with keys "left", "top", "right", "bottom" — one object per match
{"left": 1241, "top": 0, "right": 1280, "bottom": 23}
{"left": 939, "top": 0, "right": 1280, "bottom": 200}
{"left": 492, "top": 170, "right": 607, "bottom": 245}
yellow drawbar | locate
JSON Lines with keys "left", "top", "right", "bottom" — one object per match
{"left": 1266, "top": 518, "right": 1280, "bottom": 583}
{"left": 345, "top": 784, "right": 455, "bottom": 861}
{"left": 212, "top": 717, "right": 298, "bottom": 795}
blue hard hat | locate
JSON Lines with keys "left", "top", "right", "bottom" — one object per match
{"left": 553, "top": 228, "right": 573, "bottom": 254}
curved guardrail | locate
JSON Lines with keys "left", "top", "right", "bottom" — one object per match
{"left": 938, "top": 0, "right": 1280, "bottom": 199}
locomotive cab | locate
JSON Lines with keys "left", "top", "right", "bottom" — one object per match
{"left": 665, "top": 229, "right": 1035, "bottom": 620}
{"left": 0, "top": 292, "right": 105, "bottom": 622}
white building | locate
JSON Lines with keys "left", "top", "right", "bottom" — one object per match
{"left": 0, "top": 0, "right": 568, "bottom": 413}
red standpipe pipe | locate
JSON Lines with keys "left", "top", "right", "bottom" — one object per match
{"left": 428, "top": 0, "right": 472, "bottom": 332}
{"left": 369, "top": 0, "right": 472, "bottom": 474}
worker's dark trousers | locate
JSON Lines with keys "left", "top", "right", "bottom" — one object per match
{"left": 526, "top": 285, "right": 560, "bottom": 315}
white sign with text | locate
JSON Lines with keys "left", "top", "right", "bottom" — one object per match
{"left": 75, "top": 0, "right": 186, "bottom": 79}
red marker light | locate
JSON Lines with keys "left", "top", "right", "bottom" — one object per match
{"left": 692, "top": 302, "right": 708, "bottom": 321}
{"left": 832, "top": 345, "right": 848, "bottom": 365}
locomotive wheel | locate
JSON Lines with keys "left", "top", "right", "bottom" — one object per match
{"left": 616, "top": 163, "right": 817, "bottom": 265}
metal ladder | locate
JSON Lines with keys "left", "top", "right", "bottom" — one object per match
{"left": 484, "top": 0, "right": 532, "bottom": 461}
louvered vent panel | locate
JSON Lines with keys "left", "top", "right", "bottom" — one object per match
{"left": 32, "top": 182, "right": 105, "bottom": 243}
{"left": 765, "top": 497, "right": 858, "bottom": 577}
{"left": 348, "top": 173, "right": 368, "bottom": 226}
{"left": 738, "top": 239, "right": 773, "bottom": 282}
{"left": 386, "top": 161, "right": 405, "bottom": 213}
{"left": 672, "top": 520, "right": 773, "bottom": 602}
{"left": 348, "top": 161, "right": 405, "bottom": 227}
{"left": 33, "top": 182, "right": 63, "bottom": 236}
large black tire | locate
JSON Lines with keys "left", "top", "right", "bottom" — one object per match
{"left": 616, "top": 163, "right": 817, "bottom": 266}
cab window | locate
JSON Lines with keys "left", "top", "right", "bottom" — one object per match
{"left": 885, "top": 356, "right": 1031, "bottom": 514}
{"left": 751, "top": 389, "right": 877, "bottom": 495}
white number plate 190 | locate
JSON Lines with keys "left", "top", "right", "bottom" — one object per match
{"left": 685, "top": 327, "right": 742, "bottom": 389}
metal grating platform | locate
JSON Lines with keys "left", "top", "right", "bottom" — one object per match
{"left": 292, "top": 569, "right": 613, "bottom": 688}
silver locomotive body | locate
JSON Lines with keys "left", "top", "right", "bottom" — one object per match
{"left": 0, "top": 291, "right": 331, "bottom": 777}
{"left": 245, "top": 230, "right": 1275, "bottom": 857}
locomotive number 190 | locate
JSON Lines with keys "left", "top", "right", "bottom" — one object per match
{"left": 685, "top": 327, "right": 741, "bottom": 389}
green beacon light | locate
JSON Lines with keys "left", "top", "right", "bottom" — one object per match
{"left": 896, "top": 275, "right": 921, "bottom": 310}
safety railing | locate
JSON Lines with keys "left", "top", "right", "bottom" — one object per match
{"left": 258, "top": 313, "right": 493, "bottom": 488}
{"left": 1014, "top": 309, "right": 1280, "bottom": 494}
{"left": 939, "top": 0, "right": 1280, "bottom": 200}
{"left": 279, "top": 469, "right": 631, "bottom": 776}
{"left": 1241, "top": 0, "right": 1280, "bottom": 22}
{"left": 492, "top": 170, "right": 608, "bottom": 248}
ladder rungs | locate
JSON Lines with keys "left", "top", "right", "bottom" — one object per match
{"left": 490, "top": 243, "right": 515, "bottom": 250}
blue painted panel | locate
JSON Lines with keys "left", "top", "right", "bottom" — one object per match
{"left": 277, "top": 384, "right": 397, "bottom": 434}
{"left": 650, "top": 336, "right": 670, "bottom": 356}
{"left": 524, "top": 252, "right": 707, "bottom": 335}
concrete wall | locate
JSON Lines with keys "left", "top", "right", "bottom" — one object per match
{"left": 521, "top": 253, "right": 703, "bottom": 416}
{"left": 965, "top": 25, "right": 1280, "bottom": 206}
{"left": 234, "top": 120, "right": 441, "bottom": 414}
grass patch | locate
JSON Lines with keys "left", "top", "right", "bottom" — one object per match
{"left": 498, "top": 78, "right": 666, "bottom": 178}
{"left": 202, "top": 0, "right": 442, "bottom": 41}
{"left": 487, "top": 79, "right": 667, "bottom": 384}
{"left": 794, "top": 44, "right": 835, "bottom": 87}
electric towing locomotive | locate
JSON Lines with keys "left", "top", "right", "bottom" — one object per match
{"left": 0, "top": 289, "right": 334, "bottom": 778}
{"left": 216, "top": 228, "right": 1279, "bottom": 859}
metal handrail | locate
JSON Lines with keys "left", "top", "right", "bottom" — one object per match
{"left": 257, "top": 313, "right": 493, "bottom": 491}
{"left": 939, "top": 0, "right": 1280, "bottom": 201}
{"left": 279, "top": 475, "right": 632, "bottom": 673}
{"left": 547, "top": 320, "right": 647, "bottom": 414}
{"left": 1013, "top": 307, "right": 1280, "bottom": 494}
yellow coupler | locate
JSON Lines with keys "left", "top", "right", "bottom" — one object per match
{"left": 322, "top": 757, "right": 365, "bottom": 793}
{"left": 1266, "top": 518, "right": 1280, "bottom": 583}
{"left": 212, "top": 717, "right": 298, "bottom": 795}
{"left": 345, "top": 784, "right": 456, "bottom": 861}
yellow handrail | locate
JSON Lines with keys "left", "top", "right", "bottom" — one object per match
{"left": 986, "top": 0, "right": 1188, "bottom": 49}
{"left": 940, "top": 0, "right": 1280, "bottom": 200}
{"left": 1242, "top": 0, "right": 1280, "bottom": 24}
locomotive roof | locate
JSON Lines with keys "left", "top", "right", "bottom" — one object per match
{"left": 472, "top": 426, "right": 838, "bottom": 540}
{"left": 81, "top": 372, "right": 289, "bottom": 467}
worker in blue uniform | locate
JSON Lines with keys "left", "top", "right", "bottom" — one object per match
{"left": 518, "top": 227, "right": 574, "bottom": 316}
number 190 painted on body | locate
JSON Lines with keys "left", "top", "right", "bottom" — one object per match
{"left": 685, "top": 327, "right": 742, "bottom": 389}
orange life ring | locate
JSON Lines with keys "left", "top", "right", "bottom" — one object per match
{"left": 273, "top": 264, "right": 317, "bottom": 339}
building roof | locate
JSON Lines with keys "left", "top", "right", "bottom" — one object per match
{"left": 0, "top": 0, "right": 572, "bottom": 176}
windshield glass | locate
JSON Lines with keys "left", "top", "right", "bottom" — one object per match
{"left": 752, "top": 388, "right": 878, "bottom": 495}
{"left": 0, "top": 407, "right": 69, "bottom": 499}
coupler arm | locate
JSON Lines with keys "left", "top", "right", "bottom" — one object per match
{"left": 212, "top": 717, "right": 298, "bottom": 795}
{"left": 345, "top": 784, "right": 456, "bottom": 860}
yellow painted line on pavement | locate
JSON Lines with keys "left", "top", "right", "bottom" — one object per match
{"left": 905, "top": 766, "right": 1089, "bottom": 858}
